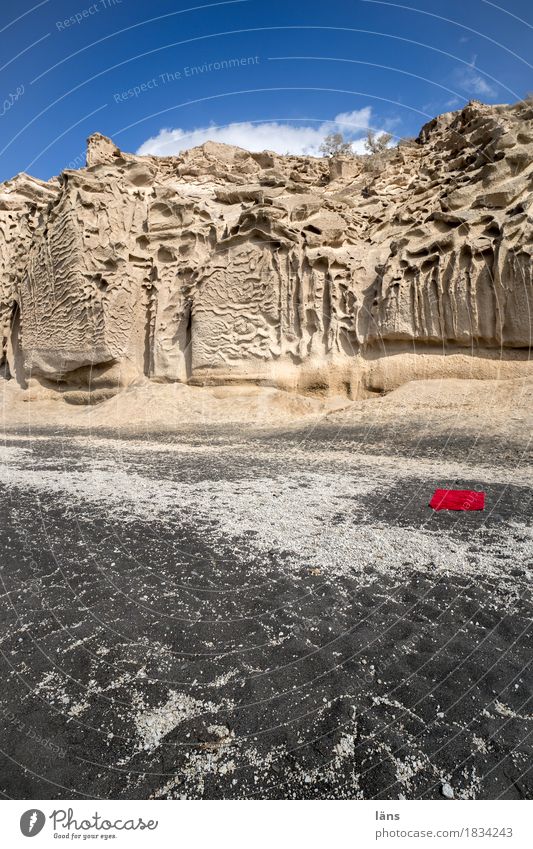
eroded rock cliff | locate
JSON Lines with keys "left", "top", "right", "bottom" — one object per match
{"left": 2, "top": 99, "right": 532, "bottom": 403}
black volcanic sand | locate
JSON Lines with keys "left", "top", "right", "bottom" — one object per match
{"left": 0, "top": 422, "right": 531, "bottom": 800}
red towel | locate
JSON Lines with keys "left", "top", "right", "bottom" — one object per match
{"left": 430, "top": 489, "right": 485, "bottom": 511}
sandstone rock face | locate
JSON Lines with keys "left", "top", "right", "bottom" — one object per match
{"left": 2, "top": 100, "right": 532, "bottom": 402}
{"left": 0, "top": 173, "right": 59, "bottom": 386}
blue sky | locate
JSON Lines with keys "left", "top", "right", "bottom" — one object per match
{"left": 1, "top": 0, "right": 532, "bottom": 181}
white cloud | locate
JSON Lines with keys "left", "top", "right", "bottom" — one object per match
{"left": 454, "top": 57, "right": 497, "bottom": 98}
{"left": 328, "top": 107, "right": 372, "bottom": 132}
{"left": 136, "top": 107, "right": 382, "bottom": 157}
